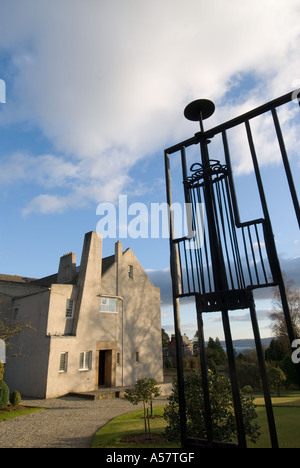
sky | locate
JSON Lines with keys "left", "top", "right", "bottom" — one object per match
{"left": 0, "top": 0, "right": 299, "bottom": 342}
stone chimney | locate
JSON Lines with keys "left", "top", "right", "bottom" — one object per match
{"left": 57, "top": 252, "right": 76, "bottom": 283}
{"left": 115, "top": 240, "right": 123, "bottom": 264}
{"left": 114, "top": 241, "right": 123, "bottom": 296}
{"left": 72, "top": 232, "right": 103, "bottom": 335}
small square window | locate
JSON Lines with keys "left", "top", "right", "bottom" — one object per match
{"left": 59, "top": 352, "right": 68, "bottom": 373}
{"left": 128, "top": 265, "right": 133, "bottom": 279}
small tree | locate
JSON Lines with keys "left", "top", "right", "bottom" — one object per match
{"left": 267, "top": 366, "right": 286, "bottom": 397}
{"left": 269, "top": 278, "right": 300, "bottom": 353}
{"left": 124, "top": 377, "right": 161, "bottom": 434}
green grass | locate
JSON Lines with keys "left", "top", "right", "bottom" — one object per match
{"left": 247, "top": 406, "right": 300, "bottom": 448}
{"left": 92, "top": 393, "right": 300, "bottom": 449}
{"left": 248, "top": 393, "right": 300, "bottom": 448}
{"left": 92, "top": 406, "right": 179, "bottom": 449}
{"left": 0, "top": 405, "right": 45, "bottom": 422}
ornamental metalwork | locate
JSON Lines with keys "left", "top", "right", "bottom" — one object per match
{"left": 164, "top": 91, "right": 300, "bottom": 449}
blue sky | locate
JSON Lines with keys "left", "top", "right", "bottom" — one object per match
{"left": 0, "top": 0, "right": 299, "bottom": 341}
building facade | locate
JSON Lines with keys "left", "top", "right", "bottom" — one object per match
{"left": 163, "top": 334, "right": 194, "bottom": 368}
{"left": 0, "top": 232, "right": 163, "bottom": 398}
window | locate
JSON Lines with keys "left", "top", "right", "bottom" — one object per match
{"left": 66, "top": 299, "right": 74, "bottom": 319}
{"left": 128, "top": 265, "right": 133, "bottom": 279}
{"left": 59, "top": 352, "right": 68, "bottom": 373}
{"left": 135, "top": 351, "right": 139, "bottom": 363}
{"left": 79, "top": 351, "right": 92, "bottom": 371}
{"left": 100, "top": 297, "right": 117, "bottom": 313}
{"left": 116, "top": 352, "right": 121, "bottom": 365}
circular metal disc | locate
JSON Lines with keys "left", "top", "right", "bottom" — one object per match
{"left": 184, "top": 99, "right": 215, "bottom": 121}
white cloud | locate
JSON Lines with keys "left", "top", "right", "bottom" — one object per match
{"left": 0, "top": 0, "right": 300, "bottom": 213}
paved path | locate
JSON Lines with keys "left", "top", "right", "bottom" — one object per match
{"left": 0, "top": 396, "right": 169, "bottom": 448}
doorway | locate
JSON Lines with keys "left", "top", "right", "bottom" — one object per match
{"left": 98, "top": 350, "right": 112, "bottom": 387}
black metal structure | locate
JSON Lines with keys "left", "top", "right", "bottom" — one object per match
{"left": 164, "top": 91, "right": 300, "bottom": 449}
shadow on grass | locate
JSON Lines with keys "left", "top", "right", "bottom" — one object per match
{"left": 92, "top": 394, "right": 300, "bottom": 449}
{"left": 91, "top": 406, "right": 179, "bottom": 449}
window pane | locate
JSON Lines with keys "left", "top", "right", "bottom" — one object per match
{"left": 79, "top": 351, "right": 92, "bottom": 370}
{"left": 59, "top": 352, "right": 68, "bottom": 372}
{"left": 100, "top": 297, "right": 117, "bottom": 313}
{"left": 128, "top": 265, "right": 133, "bottom": 279}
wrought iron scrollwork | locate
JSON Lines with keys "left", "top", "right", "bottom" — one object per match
{"left": 186, "top": 159, "right": 228, "bottom": 187}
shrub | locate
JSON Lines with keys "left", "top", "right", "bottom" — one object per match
{"left": 0, "top": 380, "right": 9, "bottom": 410}
{"left": 9, "top": 390, "right": 22, "bottom": 406}
{"left": 164, "top": 370, "right": 260, "bottom": 445}
{"left": 0, "top": 362, "right": 4, "bottom": 380}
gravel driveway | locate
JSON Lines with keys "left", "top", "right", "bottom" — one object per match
{"left": 0, "top": 396, "right": 169, "bottom": 448}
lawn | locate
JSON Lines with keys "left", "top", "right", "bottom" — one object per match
{"left": 92, "top": 405, "right": 179, "bottom": 449}
{"left": 248, "top": 393, "right": 300, "bottom": 448}
{"left": 92, "top": 393, "right": 300, "bottom": 449}
{"left": 0, "top": 405, "right": 45, "bottom": 422}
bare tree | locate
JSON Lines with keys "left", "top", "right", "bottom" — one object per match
{"left": 270, "top": 277, "right": 300, "bottom": 353}
{"left": 0, "top": 310, "right": 33, "bottom": 356}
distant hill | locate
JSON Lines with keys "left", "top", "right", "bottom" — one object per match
{"left": 219, "top": 337, "right": 273, "bottom": 352}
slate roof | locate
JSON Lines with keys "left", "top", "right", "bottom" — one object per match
{"left": 0, "top": 254, "right": 117, "bottom": 288}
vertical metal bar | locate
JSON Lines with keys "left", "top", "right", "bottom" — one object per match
{"left": 222, "top": 130, "right": 242, "bottom": 226}
{"left": 271, "top": 108, "right": 300, "bottom": 228}
{"left": 254, "top": 223, "right": 268, "bottom": 284}
{"left": 247, "top": 225, "right": 259, "bottom": 284}
{"left": 190, "top": 188, "right": 203, "bottom": 292}
{"left": 200, "top": 138, "right": 226, "bottom": 291}
{"left": 242, "top": 226, "right": 253, "bottom": 286}
{"left": 222, "top": 310, "right": 247, "bottom": 448}
{"left": 164, "top": 150, "right": 187, "bottom": 446}
{"left": 195, "top": 301, "right": 214, "bottom": 444}
{"left": 249, "top": 299, "right": 279, "bottom": 448}
{"left": 224, "top": 177, "right": 246, "bottom": 289}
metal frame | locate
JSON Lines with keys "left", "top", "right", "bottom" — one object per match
{"left": 164, "top": 91, "right": 300, "bottom": 448}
